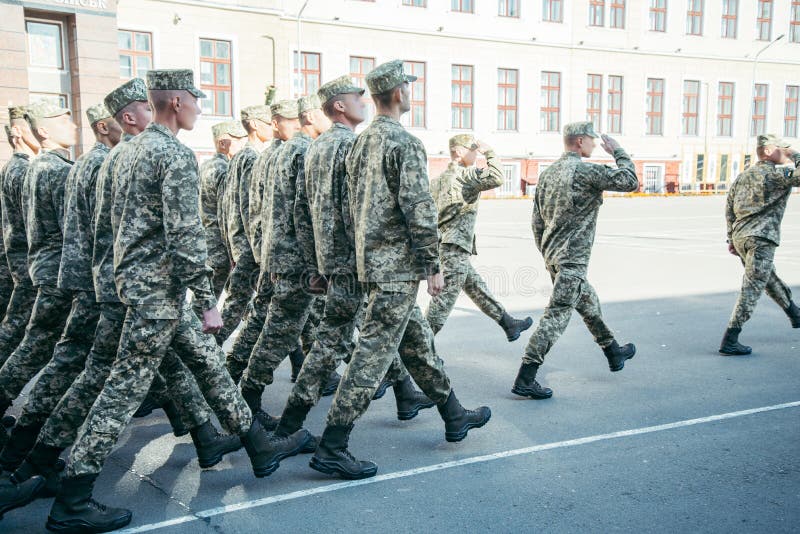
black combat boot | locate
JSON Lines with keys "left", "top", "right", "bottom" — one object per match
{"left": 437, "top": 391, "right": 491, "bottom": 443}
{"left": 274, "top": 401, "right": 317, "bottom": 453}
{"left": 719, "top": 327, "right": 752, "bottom": 355}
{"left": 161, "top": 399, "right": 191, "bottom": 437}
{"left": 241, "top": 416, "right": 311, "bottom": 478}
{"left": 371, "top": 378, "right": 393, "bottom": 400}
{"left": 46, "top": 474, "right": 132, "bottom": 533}
{"left": 602, "top": 340, "right": 636, "bottom": 372}
{"left": 785, "top": 302, "right": 800, "bottom": 328}
{"left": 289, "top": 346, "right": 305, "bottom": 383}
{"left": 511, "top": 362, "right": 553, "bottom": 399}
{"left": 12, "top": 442, "right": 64, "bottom": 498}
{"left": 0, "top": 472, "right": 45, "bottom": 520}
{"left": 241, "top": 385, "right": 279, "bottom": 430}
{"left": 309, "top": 424, "right": 377, "bottom": 480}
{"left": 320, "top": 370, "right": 341, "bottom": 397}
{"left": 0, "top": 423, "right": 42, "bottom": 472}
{"left": 393, "top": 376, "right": 435, "bottom": 421}
{"left": 189, "top": 420, "right": 243, "bottom": 469}
{"left": 132, "top": 393, "right": 160, "bottom": 418}
{"left": 498, "top": 312, "right": 534, "bottom": 342}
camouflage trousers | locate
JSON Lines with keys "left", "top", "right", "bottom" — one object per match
{"left": 217, "top": 251, "right": 259, "bottom": 345}
{"left": 326, "top": 280, "right": 452, "bottom": 427}
{"left": 241, "top": 274, "right": 315, "bottom": 398}
{"left": 288, "top": 274, "right": 407, "bottom": 409}
{"left": 0, "top": 279, "right": 35, "bottom": 368}
{"left": 425, "top": 245, "right": 505, "bottom": 334}
{"left": 522, "top": 263, "right": 614, "bottom": 365}
{"left": 226, "top": 271, "right": 274, "bottom": 383}
{"left": 0, "top": 285, "right": 72, "bottom": 407}
{"left": 37, "top": 302, "right": 209, "bottom": 451}
{"left": 728, "top": 236, "right": 793, "bottom": 329}
{"left": 0, "top": 271, "right": 12, "bottom": 325}
{"left": 66, "top": 300, "right": 251, "bottom": 477}
{"left": 301, "top": 296, "right": 325, "bottom": 354}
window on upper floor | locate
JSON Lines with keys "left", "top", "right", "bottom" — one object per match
{"left": 646, "top": 78, "right": 664, "bottom": 135}
{"left": 751, "top": 84, "right": 768, "bottom": 136}
{"left": 293, "top": 51, "right": 321, "bottom": 97}
{"left": 118, "top": 30, "right": 152, "bottom": 79}
{"left": 543, "top": 0, "right": 563, "bottom": 22}
{"left": 756, "top": 0, "right": 773, "bottom": 41}
{"left": 785, "top": 85, "right": 799, "bottom": 137}
{"left": 686, "top": 0, "right": 703, "bottom": 36}
{"left": 200, "top": 38, "right": 232, "bottom": 117}
{"left": 607, "top": 75, "right": 623, "bottom": 134}
{"left": 402, "top": 0, "right": 426, "bottom": 6}
{"left": 499, "top": 0, "right": 520, "bottom": 18}
{"left": 649, "top": 0, "right": 666, "bottom": 32}
{"left": 682, "top": 80, "right": 700, "bottom": 136}
{"left": 452, "top": 64, "right": 473, "bottom": 129}
{"left": 586, "top": 74, "right": 602, "bottom": 130}
{"left": 498, "top": 68, "right": 518, "bottom": 130}
{"left": 540, "top": 71, "right": 561, "bottom": 132}
{"left": 452, "top": 0, "right": 474, "bottom": 13}
{"left": 721, "top": 0, "right": 738, "bottom": 39}
{"left": 610, "top": 1, "right": 625, "bottom": 29}
{"left": 589, "top": 0, "right": 605, "bottom": 26}
{"left": 403, "top": 61, "right": 427, "bottom": 128}
{"left": 791, "top": 1, "right": 800, "bottom": 43}
{"left": 717, "top": 82, "right": 735, "bottom": 137}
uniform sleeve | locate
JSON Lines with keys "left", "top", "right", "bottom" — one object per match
{"left": 295, "top": 149, "right": 318, "bottom": 273}
{"left": 162, "top": 147, "right": 216, "bottom": 309}
{"left": 395, "top": 140, "right": 440, "bottom": 276}
{"left": 531, "top": 192, "right": 545, "bottom": 251}
{"left": 725, "top": 181, "right": 736, "bottom": 241}
{"left": 85, "top": 159, "right": 102, "bottom": 231}
{"left": 780, "top": 153, "right": 800, "bottom": 188}
{"left": 52, "top": 165, "right": 69, "bottom": 233}
{"left": 471, "top": 150, "right": 504, "bottom": 196}
{"left": 583, "top": 148, "right": 639, "bottom": 192}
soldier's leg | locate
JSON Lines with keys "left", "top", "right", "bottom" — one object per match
{"left": 425, "top": 248, "right": 469, "bottom": 334}
{"left": 573, "top": 277, "right": 615, "bottom": 349}
{"left": 0, "top": 286, "right": 72, "bottom": 414}
{"left": 226, "top": 272, "right": 273, "bottom": 383}
{"left": 217, "top": 253, "right": 258, "bottom": 344}
{"left": 463, "top": 261, "right": 505, "bottom": 320}
{"left": 396, "top": 303, "right": 452, "bottom": 405}
{"left": 301, "top": 296, "right": 325, "bottom": 353}
{"left": 764, "top": 266, "right": 793, "bottom": 311}
{"left": 0, "top": 274, "right": 13, "bottom": 324}
{"left": 0, "top": 280, "right": 36, "bottom": 367}
{"left": 728, "top": 239, "right": 775, "bottom": 330}
{"left": 240, "top": 274, "right": 314, "bottom": 412}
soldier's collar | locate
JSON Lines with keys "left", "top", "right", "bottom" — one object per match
{"left": 332, "top": 121, "right": 352, "bottom": 131}
{"left": 43, "top": 147, "right": 73, "bottom": 162}
{"left": 374, "top": 114, "right": 401, "bottom": 126}
{"left": 148, "top": 122, "right": 176, "bottom": 138}
{"left": 563, "top": 151, "right": 581, "bottom": 159}
{"left": 12, "top": 152, "right": 30, "bottom": 160}
{"left": 94, "top": 142, "right": 110, "bottom": 153}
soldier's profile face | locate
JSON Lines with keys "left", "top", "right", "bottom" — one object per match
{"left": 177, "top": 92, "right": 202, "bottom": 131}
{"left": 342, "top": 93, "right": 366, "bottom": 124}
{"left": 399, "top": 82, "right": 411, "bottom": 113}
{"left": 12, "top": 119, "right": 40, "bottom": 151}
{"left": 124, "top": 101, "right": 152, "bottom": 129}
{"left": 579, "top": 136, "right": 596, "bottom": 158}
{"left": 274, "top": 116, "right": 300, "bottom": 141}
{"left": 44, "top": 113, "right": 78, "bottom": 147}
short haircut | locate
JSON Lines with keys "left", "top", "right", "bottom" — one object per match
{"left": 241, "top": 119, "right": 255, "bottom": 134}
{"left": 322, "top": 94, "right": 346, "bottom": 118}
{"left": 564, "top": 134, "right": 582, "bottom": 146}
{"left": 371, "top": 88, "right": 395, "bottom": 108}
{"left": 149, "top": 89, "right": 182, "bottom": 113}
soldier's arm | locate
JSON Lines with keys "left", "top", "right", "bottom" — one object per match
{"left": 531, "top": 194, "right": 545, "bottom": 250}
{"left": 396, "top": 140, "right": 440, "bottom": 276}
{"left": 458, "top": 149, "right": 504, "bottom": 203}
{"left": 85, "top": 160, "right": 102, "bottom": 231}
{"left": 52, "top": 166, "right": 69, "bottom": 233}
{"left": 784, "top": 152, "right": 800, "bottom": 187}
{"left": 586, "top": 148, "right": 639, "bottom": 192}
{"left": 162, "top": 147, "right": 216, "bottom": 310}
{"left": 725, "top": 181, "right": 736, "bottom": 242}
{"left": 295, "top": 151, "right": 318, "bottom": 273}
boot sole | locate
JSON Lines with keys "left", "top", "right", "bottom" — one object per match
{"left": 372, "top": 381, "right": 392, "bottom": 400}
{"left": 511, "top": 386, "right": 553, "bottom": 399}
{"left": 397, "top": 401, "right": 436, "bottom": 421}
{"left": 444, "top": 409, "right": 492, "bottom": 443}
{"left": 505, "top": 319, "right": 534, "bottom": 342}
{"left": 45, "top": 512, "right": 132, "bottom": 533}
{"left": 308, "top": 457, "right": 378, "bottom": 480}
{"left": 0, "top": 477, "right": 45, "bottom": 519}
{"left": 719, "top": 348, "right": 752, "bottom": 356}
{"left": 252, "top": 434, "right": 312, "bottom": 478}
{"left": 198, "top": 441, "right": 244, "bottom": 469}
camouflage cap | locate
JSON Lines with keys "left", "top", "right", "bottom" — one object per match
{"left": 146, "top": 69, "right": 207, "bottom": 98}
{"left": 563, "top": 121, "right": 599, "bottom": 138}
{"left": 212, "top": 120, "right": 247, "bottom": 140}
{"left": 298, "top": 94, "right": 321, "bottom": 115}
{"left": 366, "top": 60, "right": 416, "bottom": 95}
{"left": 317, "top": 75, "right": 365, "bottom": 104}
{"left": 104, "top": 78, "right": 148, "bottom": 117}
{"left": 25, "top": 99, "right": 71, "bottom": 128}
{"left": 241, "top": 105, "right": 271, "bottom": 123}
{"left": 449, "top": 134, "right": 477, "bottom": 150}
{"left": 8, "top": 105, "right": 28, "bottom": 121}
{"left": 757, "top": 133, "right": 791, "bottom": 149}
{"left": 86, "top": 103, "right": 112, "bottom": 125}
{"left": 270, "top": 99, "right": 299, "bottom": 119}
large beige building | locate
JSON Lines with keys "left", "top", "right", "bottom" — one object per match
{"left": 2, "top": 0, "right": 800, "bottom": 194}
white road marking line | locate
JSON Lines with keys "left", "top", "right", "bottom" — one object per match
{"left": 120, "top": 400, "right": 800, "bottom": 533}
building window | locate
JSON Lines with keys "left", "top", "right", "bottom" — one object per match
{"left": 643, "top": 165, "right": 664, "bottom": 193}
{"left": 586, "top": 74, "right": 602, "bottom": 130}
{"left": 646, "top": 78, "right": 664, "bottom": 136}
{"left": 610, "top": 1, "right": 625, "bottom": 29}
{"left": 607, "top": 75, "right": 623, "bottom": 134}
{"left": 717, "top": 82, "right": 735, "bottom": 137}
{"left": 451, "top": 65, "right": 473, "bottom": 129}
{"left": 540, "top": 71, "right": 561, "bottom": 132}
{"left": 293, "top": 51, "right": 321, "bottom": 97}
{"left": 756, "top": 0, "right": 773, "bottom": 41}
{"left": 26, "top": 20, "right": 63, "bottom": 69}
{"left": 791, "top": 1, "right": 800, "bottom": 43}
{"left": 543, "top": 0, "right": 563, "bottom": 22}
{"left": 721, "top": 0, "right": 738, "bottom": 38}
{"left": 118, "top": 30, "right": 152, "bottom": 79}
{"left": 402, "top": 0, "right": 426, "bottom": 6}
{"left": 350, "top": 56, "right": 375, "bottom": 124}
{"left": 589, "top": 0, "right": 605, "bottom": 26}
{"left": 497, "top": 68, "right": 518, "bottom": 131}
{"left": 751, "top": 84, "right": 768, "bottom": 136}
{"left": 682, "top": 80, "right": 700, "bottom": 136}
{"left": 452, "top": 0, "right": 474, "bottom": 13}
{"left": 686, "top": 0, "right": 703, "bottom": 36}
{"left": 199, "top": 38, "right": 232, "bottom": 116}
{"left": 785, "top": 86, "right": 799, "bottom": 137}
{"left": 649, "top": 0, "right": 666, "bottom": 32}
{"left": 499, "top": 0, "right": 520, "bottom": 17}
{"left": 720, "top": 154, "right": 729, "bottom": 182}
{"left": 403, "top": 61, "right": 426, "bottom": 128}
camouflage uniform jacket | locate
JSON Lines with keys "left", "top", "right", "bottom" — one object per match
{"left": 23, "top": 148, "right": 73, "bottom": 286}
{"left": 301, "top": 122, "right": 356, "bottom": 275}
{"left": 112, "top": 122, "right": 215, "bottom": 312}
{"left": 58, "top": 142, "right": 109, "bottom": 291}
{"left": 429, "top": 151, "right": 503, "bottom": 255}
{"left": 262, "top": 133, "right": 311, "bottom": 274}
{"left": 345, "top": 115, "right": 440, "bottom": 282}
{"left": 199, "top": 152, "right": 229, "bottom": 260}
{"left": 93, "top": 134, "right": 133, "bottom": 302}
{"left": 532, "top": 149, "right": 638, "bottom": 267}
{"left": 1, "top": 153, "right": 31, "bottom": 284}
{"left": 222, "top": 143, "right": 257, "bottom": 263}
{"left": 248, "top": 138, "right": 282, "bottom": 262}
{"left": 726, "top": 154, "right": 800, "bottom": 246}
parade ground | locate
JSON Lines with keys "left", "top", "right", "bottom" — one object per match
{"left": 4, "top": 195, "right": 799, "bottom": 533}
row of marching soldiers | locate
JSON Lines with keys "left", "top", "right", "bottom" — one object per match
{"left": 0, "top": 60, "right": 537, "bottom": 532}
